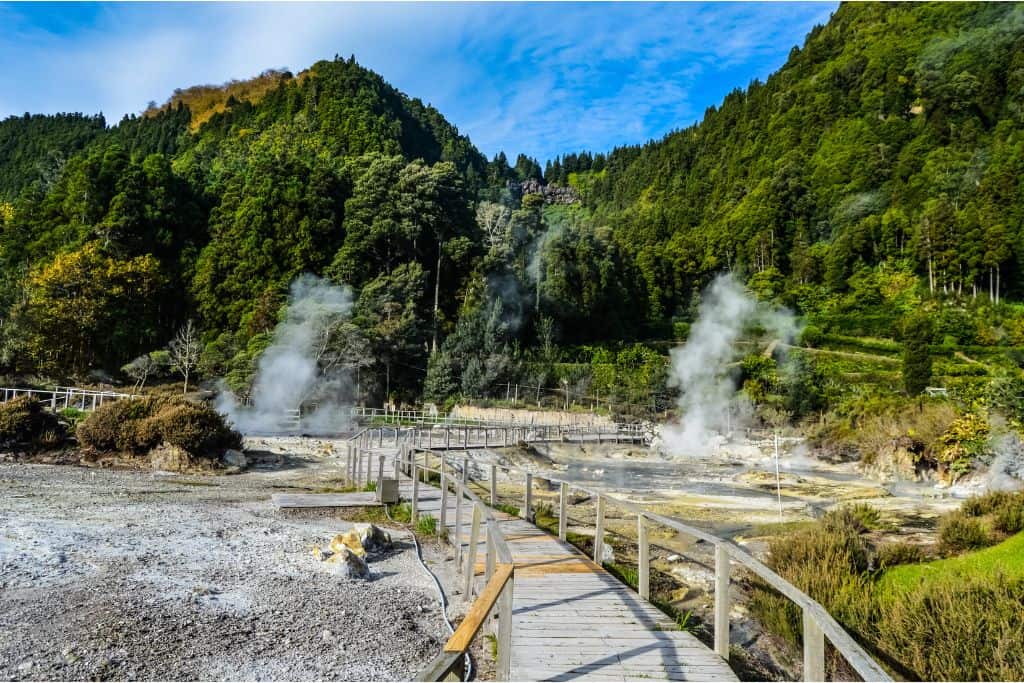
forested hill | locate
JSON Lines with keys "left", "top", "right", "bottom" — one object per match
{"left": 4, "top": 5, "right": 1024, "bottom": 408}
{"left": 581, "top": 2, "right": 1024, "bottom": 321}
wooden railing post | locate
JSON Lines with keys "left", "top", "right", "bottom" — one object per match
{"left": 497, "top": 572, "right": 514, "bottom": 681}
{"left": 638, "top": 514, "right": 650, "bottom": 600}
{"left": 558, "top": 482, "right": 568, "bottom": 541}
{"left": 594, "top": 495, "right": 605, "bottom": 565}
{"left": 440, "top": 459, "right": 449, "bottom": 528}
{"left": 365, "top": 449, "right": 373, "bottom": 485}
{"left": 377, "top": 454, "right": 384, "bottom": 490}
{"left": 803, "top": 609, "right": 825, "bottom": 681}
{"left": 454, "top": 479, "right": 464, "bottom": 565}
{"left": 485, "top": 527, "right": 496, "bottom": 581}
{"left": 490, "top": 464, "right": 497, "bottom": 506}
{"left": 715, "top": 543, "right": 731, "bottom": 659}
{"left": 411, "top": 461, "right": 420, "bottom": 524}
{"left": 464, "top": 504, "right": 481, "bottom": 600}
{"left": 524, "top": 472, "right": 533, "bottom": 520}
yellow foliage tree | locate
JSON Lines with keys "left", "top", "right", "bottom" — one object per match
{"left": 16, "top": 243, "right": 165, "bottom": 376}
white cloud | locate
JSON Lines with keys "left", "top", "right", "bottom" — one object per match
{"left": 0, "top": 2, "right": 836, "bottom": 160}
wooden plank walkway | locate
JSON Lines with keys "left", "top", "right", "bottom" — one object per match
{"left": 384, "top": 450, "right": 737, "bottom": 682}
{"left": 271, "top": 492, "right": 380, "bottom": 508}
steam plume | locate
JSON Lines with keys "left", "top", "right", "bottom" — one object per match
{"left": 661, "top": 273, "right": 798, "bottom": 455}
{"left": 217, "top": 274, "right": 357, "bottom": 434}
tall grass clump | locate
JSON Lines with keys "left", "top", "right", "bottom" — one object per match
{"left": 873, "top": 575, "right": 1024, "bottom": 680}
{"left": 749, "top": 505, "right": 875, "bottom": 648}
{"left": 937, "top": 512, "right": 991, "bottom": 555}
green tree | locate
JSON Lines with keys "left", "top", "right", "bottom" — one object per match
{"left": 901, "top": 312, "right": 934, "bottom": 397}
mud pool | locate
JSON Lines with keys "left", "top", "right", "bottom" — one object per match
{"left": 499, "top": 434, "right": 971, "bottom": 542}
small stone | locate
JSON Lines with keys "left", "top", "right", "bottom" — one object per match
{"left": 222, "top": 449, "right": 248, "bottom": 468}
{"left": 667, "top": 554, "right": 682, "bottom": 562}
{"left": 324, "top": 546, "right": 369, "bottom": 579}
{"left": 17, "top": 661, "right": 33, "bottom": 672}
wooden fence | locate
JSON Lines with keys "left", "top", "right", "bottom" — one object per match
{"left": 349, "top": 428, "right": 891, "bottom": 683}
{"left": 0, "top": 386, "right": 136, "bottom": 412}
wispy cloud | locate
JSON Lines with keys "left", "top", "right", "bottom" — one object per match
{"left": 0, "top": 2, "right": 835, "bottom": 160}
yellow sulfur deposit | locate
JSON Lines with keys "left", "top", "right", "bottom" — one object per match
{"left": 329, "top": 530, "right": 365, "bottom": 557}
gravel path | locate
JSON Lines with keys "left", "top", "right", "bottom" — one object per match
{"left": 0, "top": 444, "right": 447, "bottom": 681}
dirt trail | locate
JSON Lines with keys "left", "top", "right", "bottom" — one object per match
{"left": 0, "top": 438, "right": 446, "bottom": 681}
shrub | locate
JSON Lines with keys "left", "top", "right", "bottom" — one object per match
{"left": 750, "top": 508, "right": 874, "bottom": 648}
{"left": 937, "top": 512, "right": 991, "bottom": 556}
{"left": 876, "top": 542, "right": 925, "bottom": 569}
{"left": 827, "top": 503, "right": 882, "bottom": 532}
{"left": 874, "top": 575, "right": 1024, "bottom": 680}
{"left": 0, "top": 396, "right": 61, "bottom": 448}
{"left": 77, "top": 397, "right": 240, "bottom": 458}
{"left": 962, "top": 490, "right": 1015, "bottom": 517}
{"left": 146, "top": 402, "right": 241, "bottom": 455}
{"left": 992, "top": 504, "right": 1024, "bottom": 535}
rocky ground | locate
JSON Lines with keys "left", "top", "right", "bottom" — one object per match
{"left": 0, "top": 438, "right": 447, "bottom": 681}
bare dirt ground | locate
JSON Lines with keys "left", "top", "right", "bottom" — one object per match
{"left": 0, "top": 438, "right": 447, "bottom": 681}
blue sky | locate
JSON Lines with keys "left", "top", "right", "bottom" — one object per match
{"left": 0, "top": 2, "right": 836, "bottom": 162}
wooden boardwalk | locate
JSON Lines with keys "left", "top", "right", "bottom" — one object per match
{"left": 385, "top": 450, "right": 737, "bottom": 682}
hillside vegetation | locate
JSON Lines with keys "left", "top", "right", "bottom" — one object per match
{"left": 1, "top": 4, "right": 1024, "bottom": 451}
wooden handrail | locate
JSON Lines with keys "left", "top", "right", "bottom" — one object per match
{"left": 445, "top": 563, "right": 514, "bottom": 654}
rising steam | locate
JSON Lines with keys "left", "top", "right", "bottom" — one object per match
{"left": 217, "top": 275, "right": 358, "bottom": 434}
{"left": 660, "top": 273, "right": 798, "bottom": 456}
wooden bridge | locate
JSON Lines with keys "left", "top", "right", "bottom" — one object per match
{"left": 328, "top": 428, "right": 891, "bottom": 683}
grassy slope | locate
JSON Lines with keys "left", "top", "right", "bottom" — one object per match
{"left": 878, "top": 531, "right": 1024, "bottom": 594}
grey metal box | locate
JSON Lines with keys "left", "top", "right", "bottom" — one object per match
{"left": 377, "top": 478, "right": 399, "bottom": 504}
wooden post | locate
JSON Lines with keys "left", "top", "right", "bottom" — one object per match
{"left": 377, "top": 454, "right": 385, "bottom": 490}
{"left": 464, "top": 427, "right": 468, "bottom": 448}
{"left": 803, "top": 610, "right": 825, "bottom": 682}
{"left": 446, "top": 428, "right": 450, "bottom": 449}
{"left": 524, "top": 472, "right": 533, "bottom": 520}
{"left": 484, "top": 428, "right": 488, "bottom": 448}
{"left": 593, "top": 495, "right": 605, "bottom": 564}
{"left": 463, "top": 504, "right": 481, "bottom": 600}
{"left": 638, "top": 514, "right": 650, "bottom": 601}
{"left": 454, "top": 480, "right": 464, "bottom": 565}
{"left": 345, "top": 445, "right": 352, "bottom": 482}
{"left": 440, "top": 460, "right": 449, "bottom": 528}
{"left": 490, "top": 464, "right": 497, "bottom": 507}
{"left": 485, "top": 527, "right": 496, "bottom": 581}
{"left": 497, "top": 574, "right": 513, "bottom": 681}
{"left": 411, "top": 463, "right": 420, "bottom": 523}
{"left": 365, "top": 449, "right": 373, "bottom": 485}
{"left": 715, "top": 544, "right": 731, "bottom": 659}
{"left": 558, "top": 482, "right": 568, "bottom": 541}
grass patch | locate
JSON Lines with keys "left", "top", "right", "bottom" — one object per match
{"left": 363, "top": 480, "right": 377, "bottom": 492}
{"left": 495, "top": 502, "right": 520, "bottom": 517}
{"left": 879, "top": 531, "right": 1024, "bottom": 595}
{"left": 390, "top": 501, "right": 412, "bottom": 523}
{"left": 416, "top": 513, "right": 439, "bottom": 536}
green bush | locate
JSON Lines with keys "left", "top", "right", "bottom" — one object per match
{"left": 873, "top": 575, "right": 1024, "bottom": 680}
{"left": 77, "top": 397, "right": 240, "bottom": 458}
{"left": 938, "top": 512, "right": 991, "bottom": 556}
{"left": 750, "top": 507, "right": 874, "bottom": 649}
{"left": 0, "top": 396, "right": 61, "bottom": 448}
{"left": 876, "top": 542, "right": 925, "bottom": 569}
{"left": 962, "top": 491, "right": 1015, "bottom": 517}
